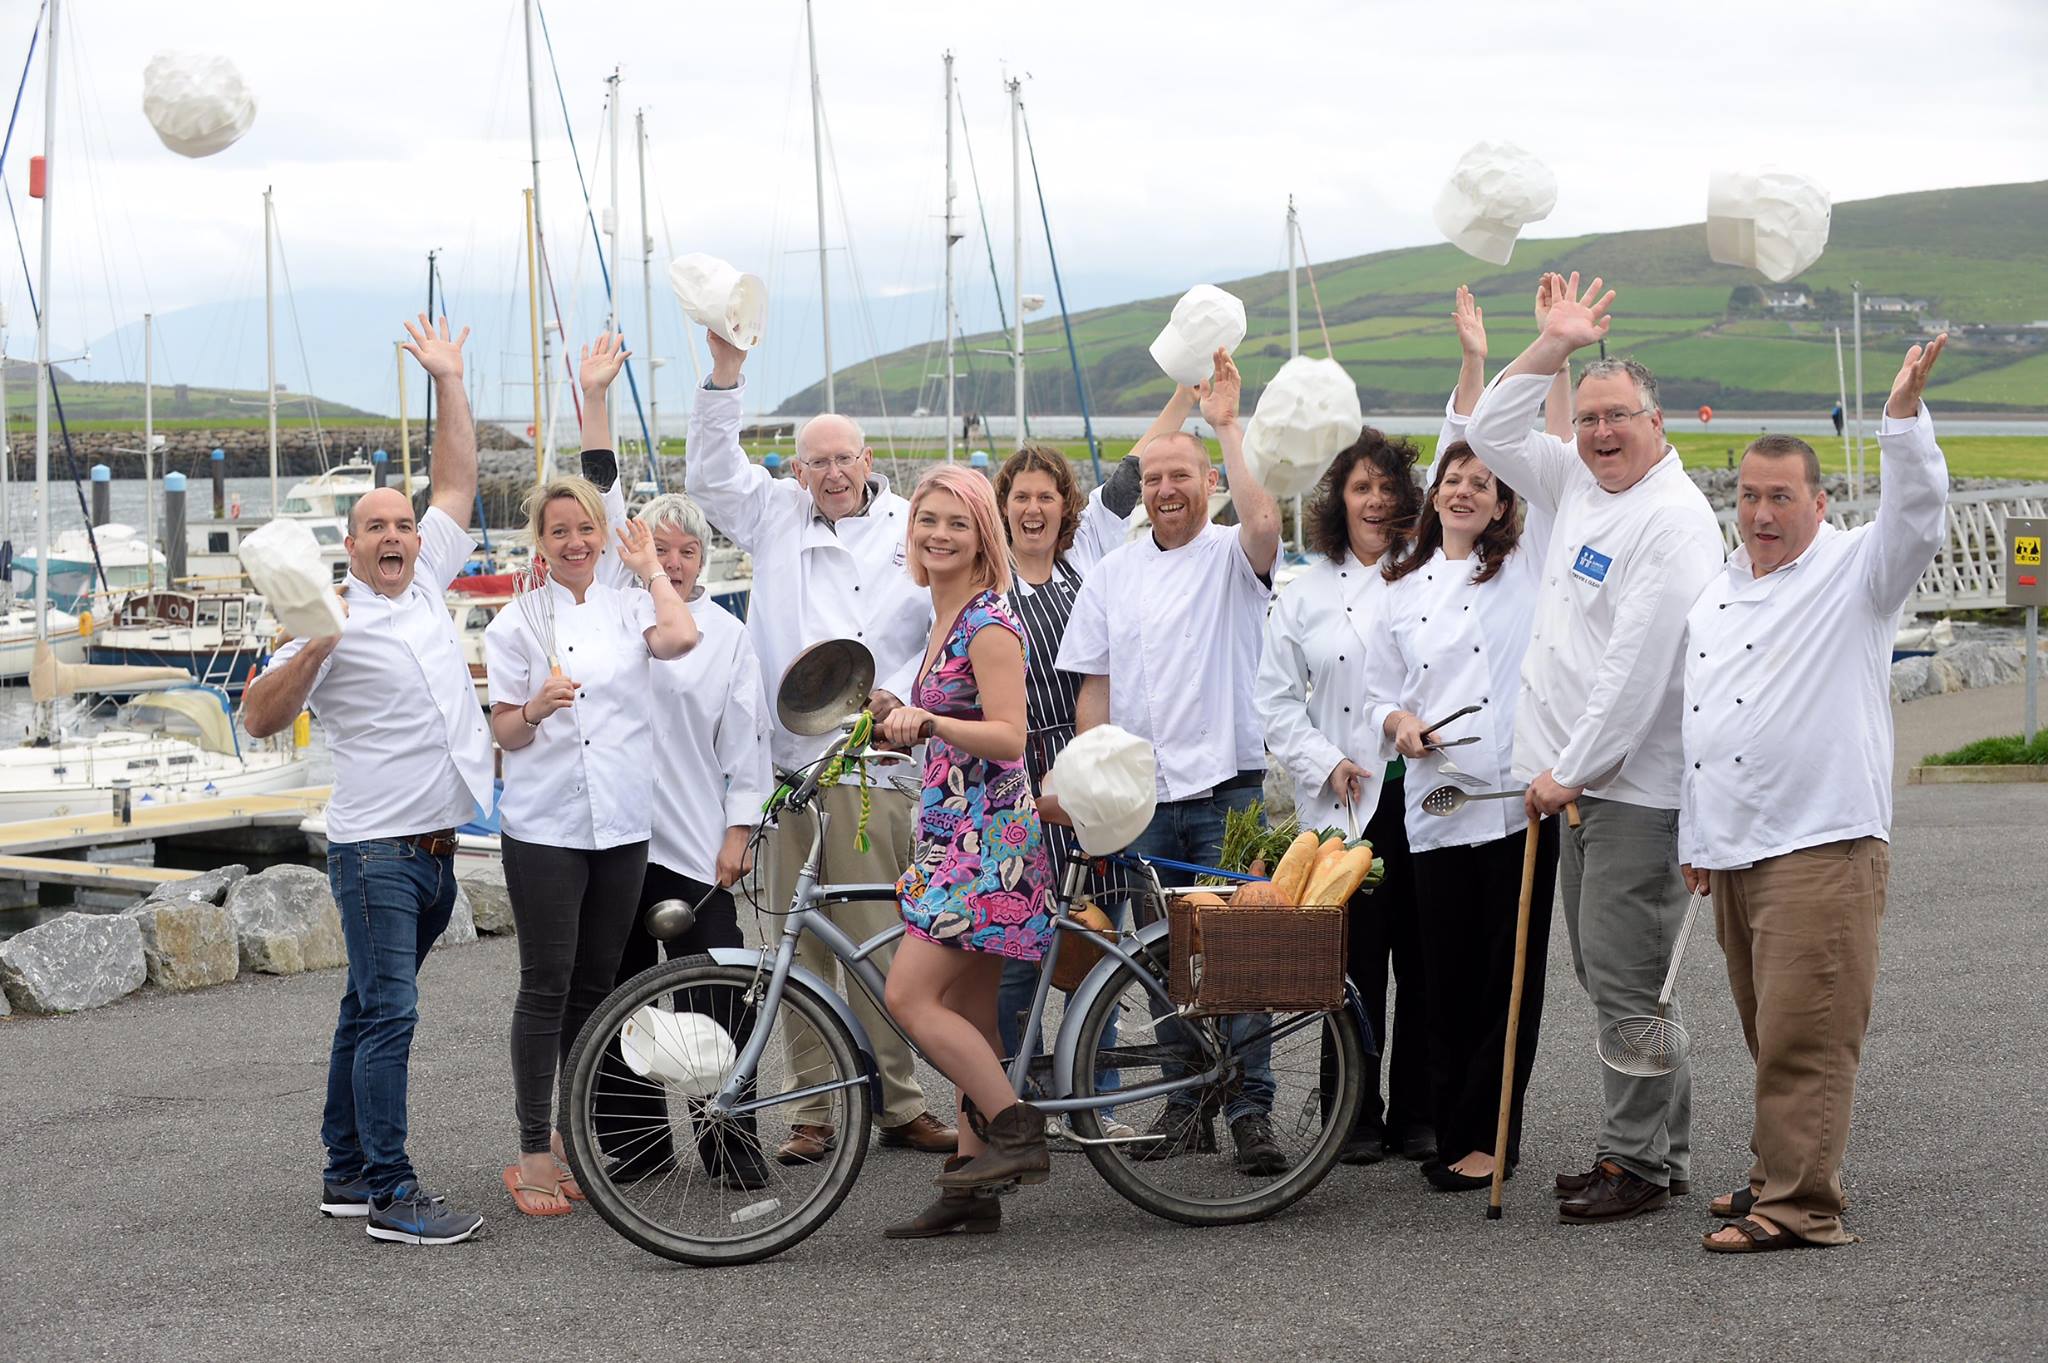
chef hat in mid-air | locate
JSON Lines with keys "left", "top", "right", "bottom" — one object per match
{"left": 238, "top": 518, "right": 345, "bottom": 642}
{"left": 1242, "top": 355, "right": 1364, "bottom": 498}
{"left": 1433, "top": 141, "right": 1558, "bottom": 266}
{"left": 619, "top": 1007, "right": 738, "bottom": 1098}
{"left": 1149, "top": 285, "right": 1248, "bottom": 387}
{"left": 1706, "top": 169, "right": 1832, "bottom": 284}
{"left": 141, "top": 51, "right": 257, "bottom": 158}
{"left": 669, "top": 254, "right": 769, "bottom": 349}
{"left": 1045, "top": 726, "right": 1157, "bottom": 856}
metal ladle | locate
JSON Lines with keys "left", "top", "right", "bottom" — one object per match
{"left": 1597, "top": 894, "right": 1706, "bottom": 1077}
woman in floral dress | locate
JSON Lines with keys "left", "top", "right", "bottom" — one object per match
{"left": 878, "top": 464, "right": 1055, "bottom": 1237}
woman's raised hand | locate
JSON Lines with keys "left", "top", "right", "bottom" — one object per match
{"left": 578, "top": 331, "right": 631, "bottom": 396}
{"left": 1453, "top": 285, "right": 1487, "bottom": 362}
{"left": 615, "top": 519, "right": 662, "bottom": 580}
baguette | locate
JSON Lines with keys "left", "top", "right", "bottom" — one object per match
{"left": 1268, "top": 830, "right": 1322, "bottom": 902}
{"left": 1305, "top": 847, "right": 1375, "bottom": 907}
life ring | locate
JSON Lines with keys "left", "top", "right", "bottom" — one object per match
{"left": 1698, "top": 405, "right": 1714, "bottom": 424}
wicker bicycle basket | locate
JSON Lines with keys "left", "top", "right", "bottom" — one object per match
{"left": 1166, "top": 896, "right": 1349, "bottom": 1016}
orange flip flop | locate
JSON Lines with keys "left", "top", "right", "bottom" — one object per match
{"left": 553, "top": 1158, "right": 587, "bottom": 1202}
{"left": 502, "top": 1165, "right": 572, "bottom": 1217}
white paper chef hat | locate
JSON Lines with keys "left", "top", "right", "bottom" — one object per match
{"left": 1242, "top": 355, "right": 1364, "bottom": 498}
{"left": 619, "top": 1006, "right": 738, "bottom": 1099}
{"left": 238, "top": 518, "right": 344, "bottom": 642}
{"left": 669, "top": 253, "right": 769, "bottom": 350}
{"left": 1149, "top": 285, "right": 1248, "bottom": 387}
{"left": 1432, "top": 141, "right": 1558, "bottom": 266}
{"left": 141, "top": 52, "right": 257, "bottom": 159}
{"left": 1045, "top": 726, "right": 1157, "bottom": 856}
{"left": 1705, "top": 169, "right": 1832, "bottom": 284}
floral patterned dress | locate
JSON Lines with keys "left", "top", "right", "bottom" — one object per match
{"left": 896, "top": 591, "right": 1056, "bottom": 960}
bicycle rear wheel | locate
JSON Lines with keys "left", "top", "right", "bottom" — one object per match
{"left": 1069, "top": 942, "right": 1362, "bottom": 1225}
{"left": 560, "top": 956, "right": 873, "bottom": 1266}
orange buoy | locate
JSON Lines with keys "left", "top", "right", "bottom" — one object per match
{"left": 1698, "top": 405, "right": 1714, "bottom": 424}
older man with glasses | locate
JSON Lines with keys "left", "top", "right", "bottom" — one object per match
{"left": 1465, "top": 275, "right": 1724, "bottom": 1225}
{"left": 684, "top": 328, "right": 957, "bottom": 1164}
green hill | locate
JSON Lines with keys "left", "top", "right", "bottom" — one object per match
{"left": 776, "top": 180, "right": 2048, "bottom": 418}
{"left": 1, "top": 365, "right": 374, "bottom": 428}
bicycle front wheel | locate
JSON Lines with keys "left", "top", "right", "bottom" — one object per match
{"left": 560, "top": 956, "right": 873, "bottom": 1266}
{"left": 1068, "top": 942, "right": 1363, "bottom": 1226}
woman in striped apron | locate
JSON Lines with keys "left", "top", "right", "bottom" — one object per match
{"left": 988, "top": 440, "right": 1146, "bottom": 1070}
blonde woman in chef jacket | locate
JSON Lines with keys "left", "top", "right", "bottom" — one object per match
{"left": 484, "top": 475, "right": 698, "bottom": 1217}
{"left": 1362, "top": 435, "right": 1552, "bottom": 1194}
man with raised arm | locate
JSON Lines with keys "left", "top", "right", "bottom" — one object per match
{"left": 683, "top": 329, "right": 956, "bottom": 1163}
{"left": 1681, "top": 338, "right": 1950, "bottom": 1254}
{"left": 242, "top": 316, "right": 489, "bottom": 1246}
{"left": 1464, "top": 275, "right": 1724, "bottom": 1225}
{"left": 1057, "top": 347, "right": 1293, "bottom": 1176}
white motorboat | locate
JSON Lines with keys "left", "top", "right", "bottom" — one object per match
{"left": 10, "top": 523, "right": 164, "bottom": 612}
{"left": 0, "top": 601, "right": 86, "bottom": 682}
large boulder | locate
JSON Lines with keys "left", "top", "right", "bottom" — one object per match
{"left": 0, "top": 912, "right": 147, "bottom": 1014}
{"left": 139, "top": 863, "right": 248, "bottom": 909}
{"left": 1890, "top": 654, "right": 1962, "bottom": 703}
{"left": 435, "top": 885, "right": 478, "bottom": 949}
{"left": 1940, "top": 640, "right": 2024, "bottom": 691}
{"left": 462, "top": 877, "right": 515, "bottom": 935}
{"left": 226, "top": 864, "right": 347, "bottom": 974}
{"left": 124, "top": 899, "right": 239, "bottom": 991}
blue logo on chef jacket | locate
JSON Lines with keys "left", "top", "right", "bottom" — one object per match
{"left": 1571, "top": 544, "right": 1613, "bottom": 585}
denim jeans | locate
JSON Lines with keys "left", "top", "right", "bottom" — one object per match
{"left": 1126, "top": 779, "right": 1274, "bottom": 1123}
{"left": 322, "top": 838, "right": 458, "bottom": 1199}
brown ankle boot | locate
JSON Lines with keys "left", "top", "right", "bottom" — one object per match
{"left": 882, "top": 1157, "right": 1001, "bottom": 1238}
{"left": 933, "top": 1102, "right": 1051, "bottom": 1191}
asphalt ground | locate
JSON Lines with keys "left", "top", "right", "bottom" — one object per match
{"left": 3, "top": 685, "right": 2044, "bottom": 1363}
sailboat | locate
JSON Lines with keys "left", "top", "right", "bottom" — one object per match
{"left": 1, "top": 0, "right": 308, "bottom": 820}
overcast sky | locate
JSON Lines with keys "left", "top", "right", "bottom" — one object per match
{"left": 3, "top": 0, "right": 2044, "bottom": 417}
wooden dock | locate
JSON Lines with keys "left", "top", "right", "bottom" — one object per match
{"left": 0, "top": 787, "right": 331, "bottom": 889}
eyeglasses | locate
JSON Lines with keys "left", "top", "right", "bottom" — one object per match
{"left": 798, "top": 453, "right": 864, "bottom": 473}
{"left": 1573, "top": 407, "right": 1650, "bottom": 433}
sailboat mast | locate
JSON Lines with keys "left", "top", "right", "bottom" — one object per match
{"left": 524, "top": 0, "right": 554, "bottom": 471}
{"left": 943, "top": 51, "right": 958, "bottom": 462}
{"left": 1851, "top": 281, "right": 1865, "bottom": 501}
{"left": 31, "top": 0, "right": 59, "bottom": 649}
{"left": 637, "top": 108, "right": 657, "bottom": 464}
{"left": 424, "top": 249, "right": 437, "bottom": 468}
{"left": 805, "top": 0, "right": 834, "bottom": 412}
{"left": 1286, "top": 197, "right": 1300, "bottom": 359}
{"left": 606, "top": 68, "right": 622, "bottom": 454}
{"left": 143, "top": 311, "right": 155, "bottom": 588}
{"left": 1009, "top": 76, "right": 1024, "bottom": 442}
{"left": 525, "top": 188, "right": 545, "bottom": 483}
{"left": 264, "top": 186, "right": 279, "bottom": 516}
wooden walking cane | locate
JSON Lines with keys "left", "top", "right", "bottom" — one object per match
{"left": 1489, "top": 800, "right": 1577, "bottom": 1219}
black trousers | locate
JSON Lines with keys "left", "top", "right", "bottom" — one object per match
{"left": 502, "top": 834, "right": 648, "bottom": 1155}
{"left": 1338, "top": 775, "right": 1430, "bottom": 1138}
{"left": 591, "top": 862, "right": 762, "bottom": 1176}
{"left": 1412, "top": 817, "right": 1559, "bottom": 1165}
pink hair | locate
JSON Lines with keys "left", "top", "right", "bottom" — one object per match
{"left": 907, "top": 463, "right": 1012, "bottom": 596}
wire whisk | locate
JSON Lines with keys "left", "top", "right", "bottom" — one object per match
{"left": 513, "top": 560, "right": 561, "bottom": 675}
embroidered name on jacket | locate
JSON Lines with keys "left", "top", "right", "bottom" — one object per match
{"left": 1571, "top": 545, "right": 1613, "bottom": 585}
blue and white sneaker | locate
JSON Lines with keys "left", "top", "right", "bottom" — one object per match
{"left": 365, "top": 1181, "right": 483, "bottom": 1245}
{"left": 319, "top": 1175, "right": 374, "bottom": 1218}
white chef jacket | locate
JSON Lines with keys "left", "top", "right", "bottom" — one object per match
{"left": 1256, "top": 555, "right": 1392, "bottom": 836}
{"left": 649, "top": 594, "right": 775, "bottom": 883}
{"left": 685, "top": 378, "right": 929, "bottom": 774}
{"left": 485, "top": 579, "right": 657, "bottom": 850}
{"left": 1363, "top": 541, "right": 1545, "bottom": 854}
{"left": 266, "top": 505, "right": 492, "bottom": 843}
{"left": 1058, "top": 522, "right": 1271, "bottom": 802}
{"left": 1465, "top": 371, "right": 1723, "bottom": 808}
{"left": 1679, "top": 404, "right": 1948, "bottom": 870}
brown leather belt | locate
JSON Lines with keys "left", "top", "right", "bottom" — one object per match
{"left": 405, "top": 829, "right": 460, "bottom": 857}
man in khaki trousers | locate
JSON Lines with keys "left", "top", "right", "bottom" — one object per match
{"left": 1679, "top": 335, "right": 1951, "bottom": 1251}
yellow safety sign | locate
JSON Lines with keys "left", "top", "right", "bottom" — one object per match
{"left": 2018, "top": 535, "right": 2043, "bottom": 567}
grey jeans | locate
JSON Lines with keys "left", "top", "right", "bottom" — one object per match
{"left": 1557, "top": 795, "right": 1692, "bottom": 1186}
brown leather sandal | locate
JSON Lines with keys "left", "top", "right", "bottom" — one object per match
{"left": 1702, "top": 1216, "right": 1814, "bottom": 1253}
{"left": 1709, "top": 1187, "right": 1757, "bottom": 1220}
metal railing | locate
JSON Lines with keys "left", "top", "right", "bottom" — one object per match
{"left": 1713, "top": 484, "right": 2048, "bottom": 611}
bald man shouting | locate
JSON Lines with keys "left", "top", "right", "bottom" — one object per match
{"left": 244, "top": 315, "right": 492, "bottom": 1246}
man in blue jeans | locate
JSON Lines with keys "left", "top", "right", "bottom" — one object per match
{"left": 244, "top": 315, "right": 493, "bottom": 1245}
{"left": 1056, "top": 345, "right": 1287, "bottom": 1175}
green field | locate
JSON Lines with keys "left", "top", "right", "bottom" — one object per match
{"left": 780, "top": 181, "right": 2048, "bottom": 419}
{"left": 2, "top": 374, "right": 373, "bottom": 426}
{"left": 654, "top": 432, "right": 2047, "bottom": 483}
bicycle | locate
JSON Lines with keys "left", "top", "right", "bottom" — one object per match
{"left": 559, "top": 724, "right": 1368, "bottom": 1266}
